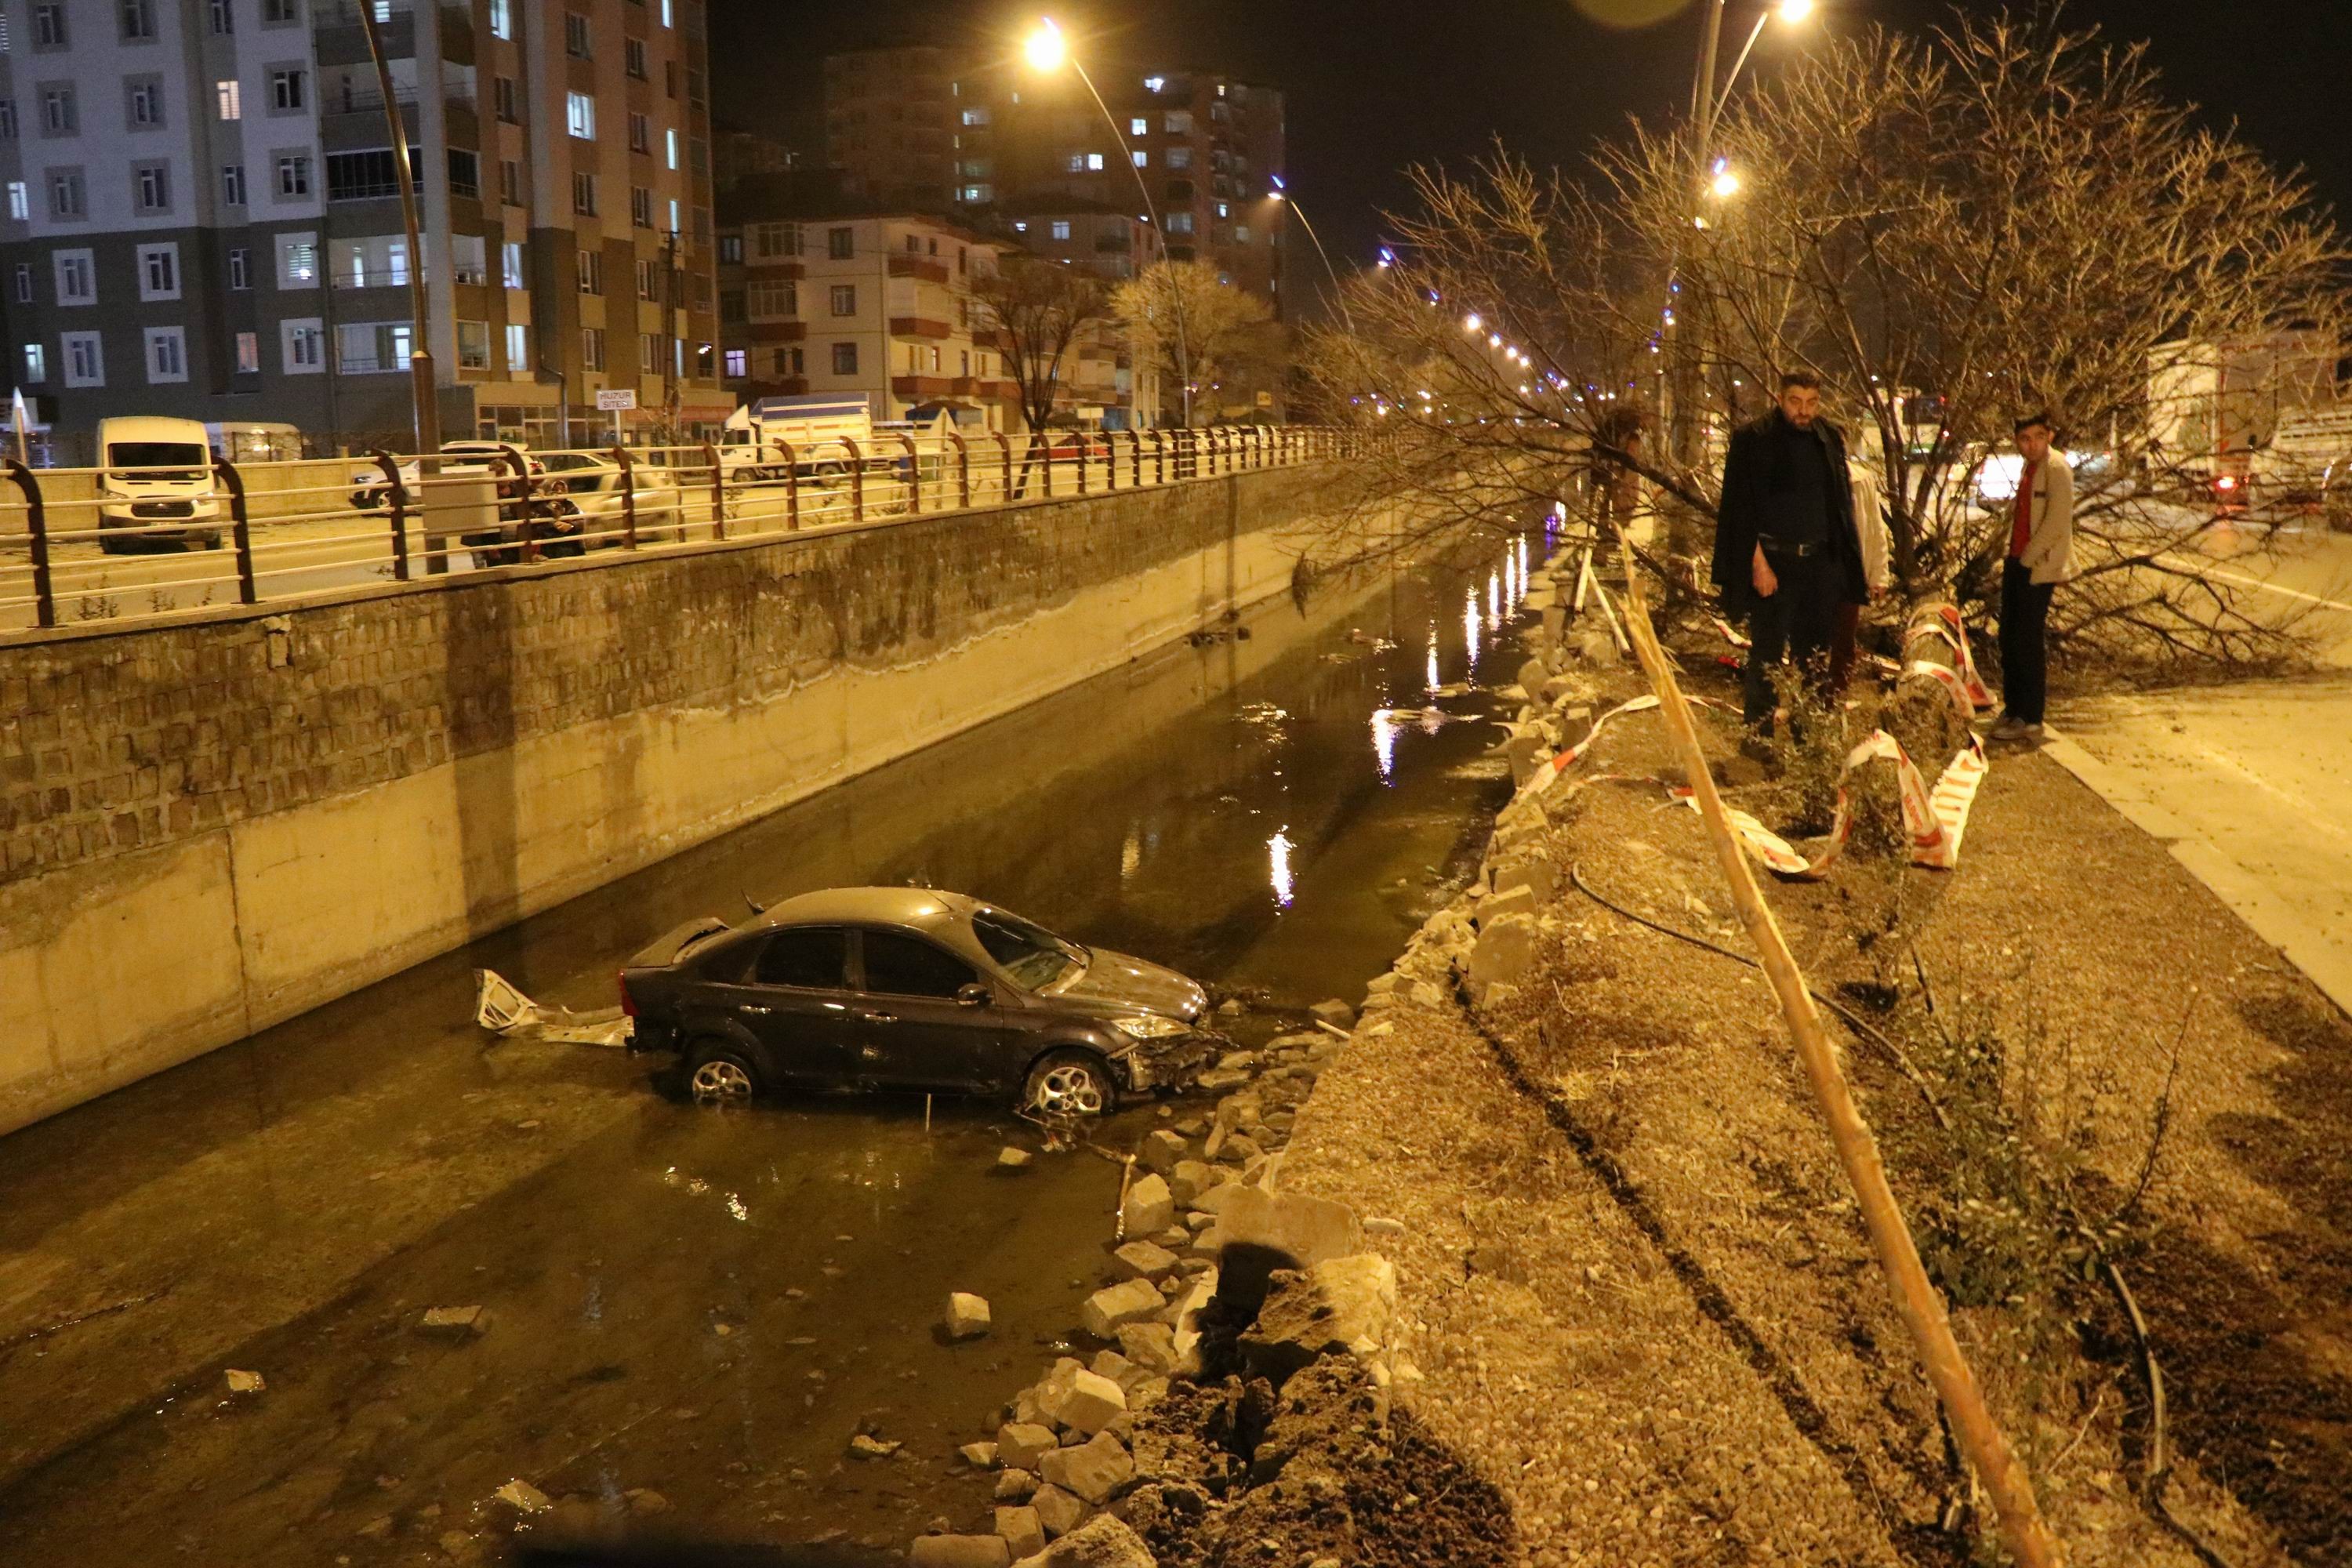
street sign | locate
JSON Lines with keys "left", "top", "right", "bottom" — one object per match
{"left": 594, "top": 389, "right": 638, "bottom": 412}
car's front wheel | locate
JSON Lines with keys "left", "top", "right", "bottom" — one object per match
{"left": 1022, "top": 1049, "right": 1116, "bottom": 1118}
{"left": 684, "top": 1041, "right": 761, "bottom": 1104}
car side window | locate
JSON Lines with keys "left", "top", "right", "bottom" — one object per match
{"left": 860, "top": 929, "right": 978, "bottom": 999}
{"left": 753, "top": 926, "right": 847, "bottom": 989}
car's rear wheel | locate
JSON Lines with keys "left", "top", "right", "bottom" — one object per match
{"left": 1022, "top": 1050, "right": 1115, "bottom": 1118}
{"left": 685, "top": 1042, "right": 761, "bottom": 1104}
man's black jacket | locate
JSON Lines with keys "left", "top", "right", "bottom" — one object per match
{"left": 1708, "top": 411, "right": 1868, "bottom": 611}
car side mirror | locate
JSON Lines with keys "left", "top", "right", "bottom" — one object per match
{"left": 955, "top": 982, "right": 992, "bottom": 1008}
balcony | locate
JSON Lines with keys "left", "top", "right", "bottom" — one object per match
{"left": 887, "top": 256, "right": 949, "bottom": 285}
{"left": 889, "top": 316, "right": 951, "bottom": 340}
{"left": 748, "top": 321, "right": 807, "bottom": 343}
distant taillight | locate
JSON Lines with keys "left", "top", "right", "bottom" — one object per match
{"left": 2215, "top": 474, "right": 2238, "bottom": 492}
{"left": 618, "top": 973, "right": 637, "bottom": 1017}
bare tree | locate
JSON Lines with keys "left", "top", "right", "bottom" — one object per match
{"left": 1308, "top": 10, "right": 2350, "bottom": 670}
{"left": 975, "top": 256, "right": 1112, "bottom": 436}
{"left": 1114, "top": 260, "right": 1280, "bottom": 425}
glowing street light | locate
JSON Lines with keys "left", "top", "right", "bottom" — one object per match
{"left": 1464, "top": 313, "right": 1483, "bottom": 332}
{"left": 1709, "top": 166, "right": 1742, "bottom": 198}
{"left": 1024, "top": 18, "right": 1189, "bottom": 425}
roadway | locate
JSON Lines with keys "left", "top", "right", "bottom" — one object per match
{"left": 2049, "top": 521, "right": 2352, "bottom": 1012}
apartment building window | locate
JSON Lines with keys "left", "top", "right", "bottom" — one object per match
{"left": 718, "top": 234, "right": 742, "bottom": 263}
{"left": 635, "top": 259, "right": 656, "bottom": 299}
{"left": 499, "top": 159, "right": 521, "bottom": 205}
{"left": 33, "top": 5, "right": 67, "bottom": 48}
{"left": 263, "top": 0, "right": 300, "bottom": 20}
{"left": 638, "top": 332, "right": 659, "bottom": 372}
{"left": 1166, "top": 211, "right": 1195, "bottom": 234}
{"left": 503, "top": 323, "right": 528, "bottom": 373}
{"left": 278, "top": 154, "right": 311, "bottom": 198}
{"left": 446, "top": 149, "right": 479, "bottom": 198}
{"left": 493, "top": 77, "right": 518, "bottom": 124}
{"left": 235, "top": 332, "right": 260, "bottom": 373}
{"left": 128, "top": 78, "right": 165, "bottom": 129}
{"left": 718, "top": 289, "right": 744, "bottom": 321}
{"left": 746, "top": 278, "right": 794, "bottom": 317}
{"left": 146, "top": 327, "right": 187, "bottom": 383}
{"left": 502, "top": 241, "right": 524, "bottom": 290}
{"left": 283, "top": 318, "right": 325, "bottom": 372}
{"left": 829, "top": 284, "right": 856, "bottom": 318}
{"left": 827, "top": 226, "right": 854, "bottom": 260}
{"left": 270, "top": 69, "right": 307, "bottom": 112}
{"left": 41, "top": 86, "right": 76, "bottom": 135}
{"left": 581, "top": 325, "right": 605, "bottom": 371}
{"left": 1165, "top": 111, "right": 1192, "bottom": 133}
{"left": 456, "top": 321, "right": 490, "bottom": 369}
{"left": 24, "top": 344, "right": 47, "bottom": 383}
{"left": 1050, "top": 220, "right": 1071, "bottom": 241}
{"left": 630, "top": 186, "right": 652, "bottom": 227}
{"left": 217, "top": 81, "right": 241, "bottom": 120}
{"left": 1165, "top": 146, "right": 1192, "bottom": 170}
{"left": 277, "top": 232, "right": 318, "bottom": 287}
{"left": 12, "top": 264, "right": 28, "bottom": 303}
{"left": 775, "top": 347, "right": 803, "bottom": 376}
{"left": 572, "top": 172, "right": 597, "bottom": 215}
{"left": 5, "top": 183, "right": 26, "bottom": 220}
{"left": 628, "top": 113, "right": 649, "bottom": 153}
{"left": 722, "top": 347, "right": 746, "bottom": 379}
{"left": 138, "top": 242, "right": 180, "bottom": 300}
{"left": 64, "top": 331, "right": 103, "bottom": 387}
{"left": 667, "top": 128, "right": 681, "bottom": 171}
{"left": 336, "top": 321, "right": 412, "bottom": 373}
{"left": 54, "top": 249, "right": 96, "bottom": 303}
{"left": 227, "top": 248, "right": 249, "bottom": 289}
{"left": 488, "top": 0, "right": 510, "bottom": 39}
{"left": 575, "top": 249, "right": 603, "bottom": 294}
{"left": 566, "top": 92, "right": 596, "bottom": 140}
{"left": 625, "top": 38, "right": 648, "bottom": 79}
{"left": 564, "top": 12, "right": 592, "bottom": 57}
{"left": 48, "top": 170, "right": 86, "bottom": 219}
{"left": 961, "top": 107, "right": 989, "bottom": 127}
{"left": 752, "top": 222, "right": 800, "bottom": 258}
{"left": 222, "top": 164, "right": 247, "bottom": 205}
{"left": 662, "top": 0, "right": 673, "bottom": 25}
{"left": 121, "top": 1, "right": 158, "bottom": 41}
{"left": 0, "top": 102, "right": 15, "bottom": 140}
{"left": 450, "top": 234, "right": 487, "bottom": 285}
{"left": 831, "top": 342, "right": 857, "bottom": 375}
{"left": 210, "top": 0, "right": 234, "bottom": 34}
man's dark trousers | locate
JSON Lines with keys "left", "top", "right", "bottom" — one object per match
{"left": 1743, "top": 550, "right": 1844, "bottom": 734}
{"left": 1999, "top": 557, "right": 2056, "bottom": 724}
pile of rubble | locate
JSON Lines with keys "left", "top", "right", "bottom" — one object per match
{"left": 906, "top": 1011, "right": 1508, "bottom": 1568}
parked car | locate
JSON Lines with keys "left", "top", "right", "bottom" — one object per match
{"left": 95, "top": 416, "right": 223, "bottom": 553}
{"left": 535, "top": 452, "right": 686, "bottom": 548}
{"left": 347, "top": 441, "right": 535, "bottom": 511}
{"left": 619, "top": 887, "right": 1217, "bottom": 1115}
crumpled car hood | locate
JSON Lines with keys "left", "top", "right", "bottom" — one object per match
{"left": 1048, "top": 947, "right": 1208, "bottom": 1025}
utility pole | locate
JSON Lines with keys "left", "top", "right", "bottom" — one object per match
{"left": 662, "top": 227, "right": 681, "bottom": 440}
{"left": 358, "top": 2, "right": 436, "bottom": 456}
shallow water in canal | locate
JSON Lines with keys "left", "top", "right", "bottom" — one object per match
{"left": 0, "top": 530, "right": 1541, "bottom": 1563}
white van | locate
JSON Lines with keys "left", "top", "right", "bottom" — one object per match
{"left": 96, "top": 416, "right": 223, "bottom": 553}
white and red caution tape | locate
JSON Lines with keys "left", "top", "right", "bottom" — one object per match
{"left": 1523, "top": 695, "right": 1661, "bottom": 798}
{"left": 1904, "top": 604, "right": 1995, "bottom": 710}
{"left": 1677, "top": 728, "right": 1988, "bottom": 880}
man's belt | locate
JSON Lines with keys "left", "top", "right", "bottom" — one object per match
{"left": 1757, "top": 535, "right": 1828, "bottom": 558}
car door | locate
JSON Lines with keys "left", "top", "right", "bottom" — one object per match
{"left": 699, "top": 925, "right": 859, "bottom": 1083}
{"left": 845, "top": 927, "right": 1022, "bottom": 1091}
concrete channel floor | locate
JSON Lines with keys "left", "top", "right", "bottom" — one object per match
{"left": 0, "top": 539, "right": 1530, "bottom": 1563}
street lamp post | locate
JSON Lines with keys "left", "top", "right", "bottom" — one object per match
{"left": 357, "top": 0, "right": 436, "bottom": 456}
{"left": 1026, "top": 20, "right": 1192, "bottom": 428}
{"left": 1268, "top": 177, "right": 1352, "bottom": 332}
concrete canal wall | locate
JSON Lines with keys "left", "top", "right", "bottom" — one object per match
{"left": 0, "top": 464, "right": 1396, "bottom": 1133}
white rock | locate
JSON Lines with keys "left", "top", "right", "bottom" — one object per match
{"left": 945, "top": 1292, "right": 993, "bottom": 1341}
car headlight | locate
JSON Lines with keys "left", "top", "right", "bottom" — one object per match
{"left": 1111, "top": 1014, "right": 1191, "bottom": 1040}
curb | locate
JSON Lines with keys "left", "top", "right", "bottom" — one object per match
{"left": 2038, "top": 726, "right": 2352, "bottom": 1019}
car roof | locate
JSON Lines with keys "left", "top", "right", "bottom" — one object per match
{"left": 751, "top": 886, "right": 980, "bottom": 933}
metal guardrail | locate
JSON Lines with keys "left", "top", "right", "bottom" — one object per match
{"left": 0, "top": 426, "right": 1359, "bottom": 633}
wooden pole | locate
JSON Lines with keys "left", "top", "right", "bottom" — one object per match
{"left": 1606, "top": 526, "right": 2065, "bottom": 1568}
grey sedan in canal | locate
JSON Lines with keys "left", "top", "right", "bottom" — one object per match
{"left": 619, "top": 887, "right": 1218, "bottom": 1116}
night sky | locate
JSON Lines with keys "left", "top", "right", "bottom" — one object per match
{"left": 713, "top": 0, "right": 2352, "bottom": 273}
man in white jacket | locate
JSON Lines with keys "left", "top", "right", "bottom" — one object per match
{"left": 1994, "top": 411, "right": 2073, "bottom": 742}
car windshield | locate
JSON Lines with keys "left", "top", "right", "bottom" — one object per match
{"left": 970, "top": 909, "right": 1087, "bottom": 989}
{"left": 107, "top": 442, "right": 207, "bottom": 474}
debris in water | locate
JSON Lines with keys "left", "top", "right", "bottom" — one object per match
{"left": 493, "top": 1479, "right": 552, "bottom": 1513}
{"left": 848, "top": 1434, "right": 902, "bottom": 1460}
{"left": 474, "top": 971, "right": 632, "bottom": 1047}
{"left": 224, "top": 1369, "right": 264, "bottom": 1394}
{"left": 418, "top": 1305, "right": 490, "bottom": 1337}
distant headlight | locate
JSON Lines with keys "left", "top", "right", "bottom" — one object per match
{"left": 1111, "top": 1014, "right": 1191, "bottom": 1040}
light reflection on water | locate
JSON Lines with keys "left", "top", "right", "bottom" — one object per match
{"left": 1465, "top": 589, "right": 1482, "bottom": 674}
{"left": 1488, "top": 571, "right": 1501, "bottom": 626}
{"left": 1268, "top": 828, "right": 1296, "bottom": 908}
{"left": 1425, "top": 627, "right": 1440, "bottom": 697}
{"left": 1370, "top": 710, "right": 1398, "bottom": 779}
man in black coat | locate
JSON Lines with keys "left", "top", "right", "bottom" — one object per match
{"left": 1708, "top": 371, "right": 1871, "bottom": 742}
